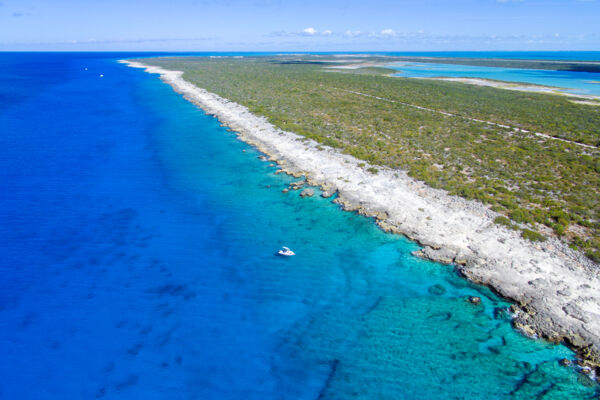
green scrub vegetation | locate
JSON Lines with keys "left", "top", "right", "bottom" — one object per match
{"left": 139, "top": 55, "right": 600, "bottom": 262}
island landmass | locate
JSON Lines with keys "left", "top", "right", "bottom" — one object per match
{"left": 121, "top": 55, "right": 600, "bottom": 374}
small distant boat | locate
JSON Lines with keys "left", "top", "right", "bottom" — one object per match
{"left": 277, "top": 246, "right": 295, "bottom": 257}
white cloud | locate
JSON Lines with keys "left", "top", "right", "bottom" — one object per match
{"left": 270, "top": 28, "right": 405, "bottom": 39}
{"left": 344, "top": 30, "right": 361, "bottom": 37}
{"left": 270, "top": 27, "right": 334, "bottom": 37}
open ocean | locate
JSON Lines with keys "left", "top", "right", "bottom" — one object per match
{"left": 0, "top": 52, "right": 598, "bottom": 399}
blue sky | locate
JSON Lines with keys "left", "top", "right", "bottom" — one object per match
{"left": 1, "top": 0, "right": 599, "bottom": 51}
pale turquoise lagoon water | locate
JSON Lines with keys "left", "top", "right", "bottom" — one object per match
{"left": 0, "top": 53, "right": 598, "bottom": 399}
{"left": 389, "top": 61, "right": 600, "bottom": 97}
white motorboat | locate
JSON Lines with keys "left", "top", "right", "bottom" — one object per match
{"left": 277, "top": 246, "right": 295, "bottom": 257}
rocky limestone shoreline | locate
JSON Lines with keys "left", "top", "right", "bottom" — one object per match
{"left": 121, "top": 60, "right": 600, "bottom": 373}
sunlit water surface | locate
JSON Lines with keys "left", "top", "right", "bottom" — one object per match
{"left": 0, "top": 53, "right": 597, "bottom": 399}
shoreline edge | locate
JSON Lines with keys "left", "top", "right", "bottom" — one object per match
{"left": 120, "top": 59, "right": 600, "bottom": 374}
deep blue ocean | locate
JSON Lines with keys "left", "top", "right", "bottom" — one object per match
{"left": 0, "top": 52, "right": 598, "bottom": 399}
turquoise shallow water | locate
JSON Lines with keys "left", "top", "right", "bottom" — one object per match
{"left": 0, "top": 53, "right": 598, "bottom": 399}
{"left": 389, "top": 61, "right": 600, "bottom": 96}
{"left": 383, "top": 52, "right": 600, "bottom": 61}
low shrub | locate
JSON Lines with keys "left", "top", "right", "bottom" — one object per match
{"left": 522, "top": 229, "right": 547, "bottom": 242}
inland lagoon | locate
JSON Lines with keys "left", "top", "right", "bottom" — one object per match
{"left": 0, "top": 53, "right": 598, "bottom": 399}
{"left": 389, "top": 60, "right": 600, "bottom": 97}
